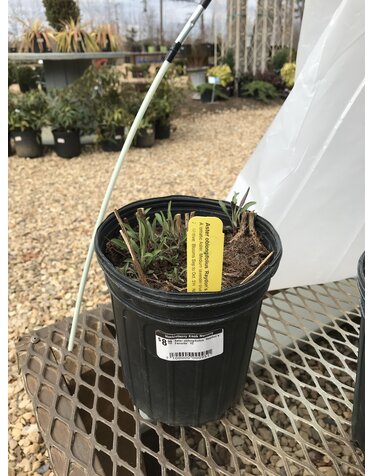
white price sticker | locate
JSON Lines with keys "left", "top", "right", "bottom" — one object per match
{"left": 155, "top": 329, "right": 224, "bottom": 361}
{"left": 57, "top": 138, "right": 65, "bottom": 144}
{"left": 14, "top": 136, "right": 22, "bottom": 142}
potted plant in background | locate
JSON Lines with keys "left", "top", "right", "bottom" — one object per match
{"left": 55, "top": 19, "right": 98, "bottom": 52}
{"left": 207, "top": 64, "right": 234, "bottom": 96}
{"left": 8, "top": 89, "right": 49, "bottom": 158}
{"left": 93, "top": 23, "right": 120, "bottom": 51}
{"left": 151, "top": 78, "right": 186, "bottom": 139}
{"left": 196, "top": 82, "right": 229, "bottom": 103}
{"left": 131, "top": 63, "right": 150, "bottom": 78}
{"left": 19, "top": 19, "right": 54, "bottom": 53}
{"left": 135, "top": 117, "right": 155, "bottom": 148}
{"left": 47, "top": 86, "right": 95, "bottom": 158}
{"left": 73, "top": 65, "right": 132, "bottom": 151}
{"left": 97, "top": 107, "right": 127, "bottom": 152}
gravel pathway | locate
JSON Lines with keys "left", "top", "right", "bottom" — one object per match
{"left": 8, "top": 101, "right": 280, "bottom": 475}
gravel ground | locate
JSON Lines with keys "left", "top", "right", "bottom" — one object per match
{"left": 8, "top": 100, "right": 280, "bottom": 475}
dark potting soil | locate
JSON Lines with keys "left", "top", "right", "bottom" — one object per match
{"left": 105, "top": 222, "right": 270, "bottom": 292}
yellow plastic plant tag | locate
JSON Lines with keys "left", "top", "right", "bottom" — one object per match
{"left": 187, "top": 217, "right": 225, "bottom": 292}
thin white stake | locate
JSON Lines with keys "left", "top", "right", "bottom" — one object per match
{"left": 67, "top": 1, "right": 211, "bottom": 352}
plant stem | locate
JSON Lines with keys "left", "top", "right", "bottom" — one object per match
{"left": 240, "top": 251, "right": 274, "bottom": 285}
{"left": 114, "top": 209, "right": 149, "bottom": 286}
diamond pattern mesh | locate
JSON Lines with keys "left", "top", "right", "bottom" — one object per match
{"left": 16, "top": 279, "right": 364, "bottom": 475}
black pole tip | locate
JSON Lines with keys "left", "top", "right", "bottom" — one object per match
{"left": 200, "top": 0, "right": 213, "bottom": 9}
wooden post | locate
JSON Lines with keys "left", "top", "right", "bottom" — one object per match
{"left": 228, "top": 0, "right": 233, "bottom": 49}
{"left": 289, "top": 0, "right": 295, "bottom": 61}
{"left": 272, "top": 0, "right": 278, "bottom": 57}
{"left": 260, "top": 0, "right": 268, "bottom": 73}
{"left": 160, "top": 0, "right": 164, "bottom": 45}
{"left": 252, "top": 0, "right": 258, "bottom": 76}
{"left": 235, "top": 0, "right": 241, "bottom": 77}
{"left": 244, "top": 0, "right": 249, "bottom": 73}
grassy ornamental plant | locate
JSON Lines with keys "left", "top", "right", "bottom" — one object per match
{"left": 55, "top": 19, "right": 98, "bottom": 52}
{"left": 19, "top": 19, "right": 54, "bottom": 53}
{"left": 106, "top": 190, "right": 269, "bottom": 291}
{"left": 93, "top": 24, "right": 120, "bottom": 51}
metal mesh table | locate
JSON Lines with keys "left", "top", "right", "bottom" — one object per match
{"left": 16, "top": 279, "right": 364, "bottom": 476}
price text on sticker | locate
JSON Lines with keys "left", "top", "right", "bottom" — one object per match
{"left": 187, "top": 217, "right": 225, "bottom": 292}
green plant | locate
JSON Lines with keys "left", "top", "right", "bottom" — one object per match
{"left": 196, "top": 83, "right": 229, "bottom": 100}
{"left": 240, "top": 80, "right": 278, "bottom": 103}
{"left": 8, "top": 62, "right": 17, "bottom": 86}
{"left": 131, "top": 63, "right": 150, "bottom": 77}
{"left": 8, "top": 90, "right": 49, "bottom": 131}
{"left": 97, "top": 107, "right": 127, "bottom": 141}
{"left": 219, "top": 189, "right": 256, "bottom": 235}
{"left": 207, "top": 64, "right": 233, "bottom": 87}
{"left": 271, "top": 47, "right": 296, "bottom": 71}
{"left": 280, "top": 62, "right": 296, "bottom": 88}
{"left": 150, "top": 79, "right": 185, "bottom": 125}
{"left": 93, "top": 23, "right": 119, "bottom": 51}
{"left": 110, "top": 203, "right": 188, "bottom": 287}
{"left": 47, "top": 87, "right": 96, "bottom": 133}
{"left": 16, "top": 65, "right": 45, "bottom": 92}
{"left": 55, "top": 19, "right": 98, "bottom": 52}
{"left": 43, "top": 0, "right": 80, "bottom": 31}
{"left": 19, "top": 19, "right": 54, "bottom": 52}
{"left": 72, "top": 65, "right": 133, "bottom": 136}
{"left": 271, "top": 48, "right": 290, "bottom": 71}
{"left": 239, "top": 71, "right": 285, "bottom": 93}
{"left": 109, "top": 192, "right": 257, "bottom": 288}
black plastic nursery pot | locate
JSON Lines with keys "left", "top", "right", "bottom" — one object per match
{"left": 155, "top": 121, "right": 171, "bottom": 140}
{"left": 200, "top": 89, "right": 213, "bottom": 103}
{"left": 100, "top": 127, "right": 125, "bottom": 152}
{"left": 52, "top": 129, "right": 81, "bottom": 159}
{"left": 11, "top": 129, "right": 43, "bottom": 158}
{"left": 95, "top": 195, "right": 282, "bottom": 426}
{"left": 135, "top": 127, "right": 155, "bottom": 148}
{"left": 352, "top": 252, "right": 365, "bottom": 453}
{"left": 8, "top": 132, "right": 15, "bottom": 157}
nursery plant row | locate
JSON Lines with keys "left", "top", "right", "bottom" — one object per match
{"left": 8, "top": 65, "right": 185, "bottom": 158}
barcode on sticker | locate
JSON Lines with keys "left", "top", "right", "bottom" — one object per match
{"left": 169, "top": 350, "right": 213, "bottom": 359}
{"left": 155, "top": 329, "right": 223, "bottom": 361}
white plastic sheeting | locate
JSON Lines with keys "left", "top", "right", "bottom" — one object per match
{"left": 228, "top": 0, "right": 365, "bottom": 290}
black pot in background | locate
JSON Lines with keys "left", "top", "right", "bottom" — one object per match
{"left": 11, "top": 129, "right": 43, "bottom": 158}
{"left": 135, "top": 127, "right": 155, "bottom": 148}
{"left": 95, "top": 195, "right": 282, "bottom": 426}
{"left": 155, "top": 121, "right": 171, "bottom": 140}
{"left": 32, "top": 37, "right": 51, "bottom": 53}
{"left": 201, "top": 88, "right": 213, "bottom": 103}
{"left": 8, "top": 132, "right": 15, "bottom": 157}
{"left": 352, "top": 252, "right": 365, "bottom": 453}
{"left": 100, "top": 127, "right": 125, "bottom": 152}
{"left": 52, "top": 129, "right": 81, "bottom": 159}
